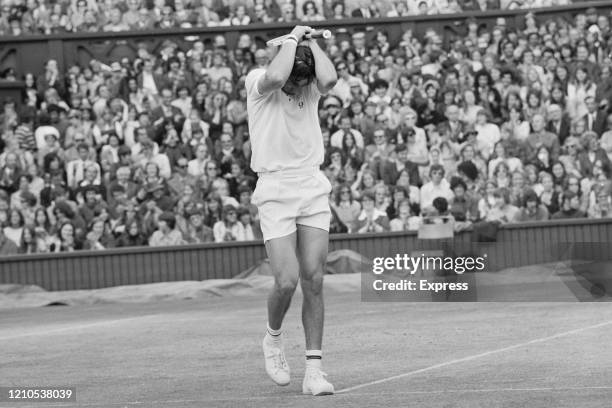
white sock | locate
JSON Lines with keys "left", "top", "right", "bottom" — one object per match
{"left": 305, "top": 350, "right": 322, "bottom": 370}
{"left": 266, "top": 323, "right": 282, "bottom": 345}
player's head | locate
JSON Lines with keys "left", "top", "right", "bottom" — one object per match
{"left": 283, "top": 45, "right": 315, "bottom": 94}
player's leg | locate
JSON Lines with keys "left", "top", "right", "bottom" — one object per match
{"left": 297, "top": 224, "right": 334, "bottom": 396}
{"left": 297, "top": 225, "right": 327, "bottom": 350}
{"left": 266, "top": 232, "right": 299, "bottom": 331}
{"left": 262, "top": 232, "right": 299, "bottom": 386}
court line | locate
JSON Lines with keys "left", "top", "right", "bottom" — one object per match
{"left": 0, "top": 315, "right": 164, "bottom": 341}
{"left": 10, "top": 386, "right": 612, "bottom": 407}
{"left": 336, "top": 319, "right": 612, "bottom": 394}
{"left": 0, "top": 309, "right": 252, "bottom": 341}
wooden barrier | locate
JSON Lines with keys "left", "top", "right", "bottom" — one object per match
{"left": 0, "top": 1, "right": 610, "bottom": 76}
{"left": 1, "top": 218, "right": 610, "bottom": 291}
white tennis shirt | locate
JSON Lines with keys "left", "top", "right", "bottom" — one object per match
{"left": 245, "top": 68, "right": 324, "bottom": 173}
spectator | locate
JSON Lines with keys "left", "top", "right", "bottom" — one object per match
{"left": 149, "top": 212, "right": 184, "bottom": 246}
{"left": 213, "top": 204, "right": 245, "bottom": 242}
{"left": 389, "top": 198, "right": 421, "bottom": 231}
{"left": 0, "top": 226, "right": 18, "bottom": 256}
{"left": 551, "top": 190, "right": 585, "bottom": 219}
{"left": 353, "top": 190, "right": 390, "bottom": 233}
{"left": 331, "top": 184, "right": 361, "bottom": 232}
{"left": 514, "top": 189, "right": 549, "bottom": 221}
{"left": 116, "top": 219, "right": 148, "bottom": 247}
{"left": 420, "top": 164, "right": 454, "bottom": 211}
{"left": 182, "top": 207, "right": 214, "bottom": 244}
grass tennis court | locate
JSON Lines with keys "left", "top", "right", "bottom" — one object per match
{"left": 2, "top": 290, "right": 612, "bottom": 407}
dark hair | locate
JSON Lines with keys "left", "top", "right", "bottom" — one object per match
{"left": 20, "top": 225, "right": 37, "bottom": 252}
{"left": 429, "top": 164, "right": 445, "bottom": 176}
{"left": 302, "top": 0, "right": 318, "bottom": 14}
{"left": 457, "top": 161, "right": 478, "bottom": 181}
{"left": 8, "top": 209, "right": 24, "bottom": 227}
{"left": 158, "top": 212, "right": 176, "bottom": 229}
{"left": 524, "top": 189, "right": 539, "bottom": 205}
{"left": 34, "top": 207, "right": 51, "bottom": 230}
{"left": 432, "top": 197, "right": 449, "bottom": 214}
{"left": 290, "top": 46, "right": 315, "bottom": 83}
{"left": 450, "top": 176, "right": 467, "bottom": 191}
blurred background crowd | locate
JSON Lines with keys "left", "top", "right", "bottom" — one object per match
{"left": 0, "top": 0, "right": 576, "bottom": 36}
{"left": 1, "top": 1, "right": 612, "bottom": 254}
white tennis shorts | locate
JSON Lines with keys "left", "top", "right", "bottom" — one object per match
{"left": 252, "top": 166, "right": 332, "bottom": 242}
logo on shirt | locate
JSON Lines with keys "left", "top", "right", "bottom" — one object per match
{"left": 288, "top": 95, "right": 305, "bottom": 109}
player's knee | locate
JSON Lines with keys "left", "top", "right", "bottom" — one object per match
{"left": 275, "top": 275, "right": 299, "bottom": 296}
{"left": 301, "top": 268, "right": 324, "bottom": 295}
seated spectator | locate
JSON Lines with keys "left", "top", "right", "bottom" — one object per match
{"left": 84, "top": 217, "right": 115, "bottom": 250}
{"left": 213, "top": 204, "right": 245, "bottom": 242}
{"left": 449, "top": 177, "right": 479, "bottom": 222}
{"left": 513, "top": 189, "right": 549, "bottom": 222}
{"left": 182, "top": 207, "right": 214, "bottom": 244}
{"left": 331, "top": 115, "right": 365, "bottom": 149}
{"left": 216, "top": 132, "right": 246, "bottom": 176}
{"left": 237, "top": 206, "right": 262, "bottom": 240}
{"left": 149, "top": 212, "right": 184, "bottom": 246}
{"left": 420, "top": 164, "right": 453, "bottom": 212}
{"left": 103, "top": 7, "right": 129, "bottom": 32}
{"left": 353, "top": 191, "right": 390, "bottom": 233}
{"left": 330, "top": 183, "right": 360, "bottom": 232}
{"left": 577, "top": 131, "right": 611, "bottom": 180}
{"left": 538, "top": 172, "right": 560, "bottom": 215}
{"left": 116, "top": 219, "right": 148, "bottom": 248}
{"left": 3, "top": 209, "right": 24, "bottom": 246}
{"left": 56, "top": 221, "right": 82, "bottom": 252}
{"left": 0, "top": 226, "right": 18, "bottom": 256}
{"left": 138, "top": 141, "right": 171, "bottom": 179}
{"left": 389, "top": 198, "right": 421, "bottom": 231}
{"left": 551, "top": 191, "right": 586, "bottom": 219}
{"left": 19, "top": 226, "right": 39, "bottom": 254}
{"left": 301, "top": 1, "right": 325, "bottom": 21}
{"left": 488, "top": 141, "right": 523, "bottom": 179}
{"left": 587, "top": 184, "right": 612, "bottom": 219}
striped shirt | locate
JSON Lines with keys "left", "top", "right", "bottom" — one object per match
{"left": 15, "top": 124, "right": 37, "bottom": 152}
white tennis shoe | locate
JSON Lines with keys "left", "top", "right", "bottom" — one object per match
{"left": 302, "top": 367, "right": 335, "bottom": 396}
{"left": 262, "top": 334, "right": 290, "bottom": 386}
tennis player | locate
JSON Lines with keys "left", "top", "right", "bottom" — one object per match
{"left": 245, "top": 26, "right": 338, "bottom": 396}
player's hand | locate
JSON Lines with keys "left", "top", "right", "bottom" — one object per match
{"left": 290, "top": 25, "right": 313, "bottom": 42}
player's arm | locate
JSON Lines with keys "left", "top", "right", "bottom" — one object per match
{"left": 308, "top": 39, "right": 338, "bottom": 94}
{"left": 257, "top": 26, "right": 314, "bottom": 95}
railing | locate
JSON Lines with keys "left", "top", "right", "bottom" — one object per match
{"left": 0, "top": 1, "right": 610, "bottom": 76}
{"left": 1, "top": 218, "right": 611, "bottom": 291}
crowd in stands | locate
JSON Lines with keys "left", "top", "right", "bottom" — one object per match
{"left": 0, "top": 0, "right": 576, "bottom": 36}
{"left": 2, "top": 5, "right": 612, "bottom": 254}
